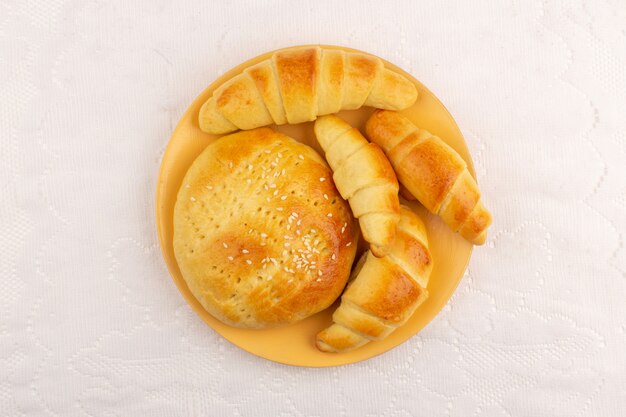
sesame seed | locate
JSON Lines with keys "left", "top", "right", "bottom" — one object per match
{"left": 346, "top": 242, "right": 352, "bottom": 247}
{"left": 281, "top": 169, "right": 286, "bottom": 175}
{"left": 260, "top": 233, "right": 268, "bottom": 238}
{"left": 248, "top": 164, "right": 253, "bottom": 171}
{"left": 190, "top": 197, "right": 196, "bottom": 202}
{"left": 319, "top": 177, "right": 325, "bottom": 182}
{"left": 227, "top": 256, "right": 234, "bottom": 261}
{"left": 297, "top": 219, "right": 301, "bottom": 226}
{"left": 262, "top": 264, "right": 267, "bottom": 269}
{"left": 280, "top": 196, "right": 287, "bottom": 200}
{"left": 318, "top": 270, "right": 323, "bottom": 276}
{"left": 296, "top": 230, "right": 301, "bottom": 235}
{"left": 229, "top": 161, "right": 233, "bottom": 169}
{"left": 298, "top": 154, "right": 304, "bottom": 160}
{"left": 278, "top": 152, "right": 283, "bottom": 157}
{"left": 327, "top": 213, "right": 332, "bottom": 217}
{"left": 276, "top": 207, "right": 284, "bottom": 212}
{"left": 264, "top": 149, "right": 271, "bottom": 154}
{"left": 242, "top": 249, "right": 249, "bottom": 254}
{"left": 271, "top": 162, "right": 277, "bottom": 167}
{"left": 206, "top": 185, "right": 213, "bottom": 190}
{"left": 269, "top": 258, "right": 277, "bottom": 265}
{"left": 246, "top": 179, "right": 251, "bottom": 184}
{"left": 266, "top": 197, "right": 271, "bottom": 202}
{"left": 185, "top": 184, "right": 190, "bottom": 188}
{"left": 284, "top": 242, "right": 290, "bottom": 247}
{"left": 273, "top": 190, "right": 279, "bottom": 196}
{"left": 323, "top": 194, "right": 328, "bottom": 200}
{"left": 267, "top": 276, "right": 272, "bottom": 281}
{"left": 264, "top": 184, "right": 269, "bottom": 190}
{"left": 316, "top": 278, "right": 322, "bottom": 282}
{"left": 287, "top": 279, "right": 293, "bottom": 283}
{"left": 260, "top": 242, "right": 266, "bottom": 246}
{"left": 223, "top": 242, "right": 228, "bottom": 248}
{"left": 246, "top": 260, "right": 252, "bottom": 265}
{"left": 269, "top": 184, "right": 276, "bottom": 188}
{"left": 291, "top": 212, "right": 298, "bottom": 218}
{"left": 331, "top": 254, "right": 336, "bottom": 260}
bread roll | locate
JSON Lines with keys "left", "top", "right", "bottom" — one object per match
{"left": 314, "top": 115, "right": 400, "bottom": 257}
{"left": 316, "top": 206, "right": 433, "bottom": 352}
{"left": 174, "top": 128, "right": 358, "bottom": 328}
{"left": 365, "top": 110, "right": 492, "bottom": 245}
{"left": 199, "top": 46, "right": 418, "bottom": 134}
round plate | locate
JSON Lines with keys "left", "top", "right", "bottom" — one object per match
{"left": 156, "top": 45, "right": 474, "bottom": 367}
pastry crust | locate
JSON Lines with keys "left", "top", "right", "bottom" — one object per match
{"left": 314, "top": 115, "right": 400, "bottom": 257}
{"left": 273, "top": 47, "right": 320, "bottom": 124}
{"left": 199, "top": 46, "right": 418, "bottom": 134}
{"left": 173, "top": 128, "right": 358, "bottom": 328}
{"left": 316, "top": 206, "right": 432, "bottom": 352}
{"left": 245, "top": 60, "right": 287, "bottom": 125}
{"left": 365, "top": 110, "right": 492, "bottom": 245}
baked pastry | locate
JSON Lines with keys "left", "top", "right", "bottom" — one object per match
{"left": 316, "top": 206, "right": 433, "bottom": 352}
{"left": 199, "top": 46, "right": 418, "bottom": 134}
{"left": 314, "top": 115, "right": 400, "bottom": 257}
{"left": 365, "top": 110, "right": 492, "bottom": 245}
{"left": 173, "top": 128, "right": 358, "bottom": 328}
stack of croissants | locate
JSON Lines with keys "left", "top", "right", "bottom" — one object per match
{"left": 196, "top": 46, "right": 492, "bottom": 353}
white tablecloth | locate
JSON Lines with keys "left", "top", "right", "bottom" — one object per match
{"left": 1, "top": 0, "right": 625, "bottom": 415}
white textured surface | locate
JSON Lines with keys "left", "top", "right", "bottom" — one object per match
{"left": 1, "top": 0, "right": 625, "bottom": 415}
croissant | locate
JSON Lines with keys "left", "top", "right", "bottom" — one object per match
{"left": 314, "top": 115, "right": 400, "bottom": 257}
{"left": 198, "top": 47, "right": 418, "bottom": 134}
{"left": 365, "top": 110, "right": 492, "bottom": 245}
{"left": 316, "top": 206, "right": 433, "bottom": 353}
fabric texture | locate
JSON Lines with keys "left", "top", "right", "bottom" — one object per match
{"left": 1, "top": 0, "right": 624, "bottom": 415}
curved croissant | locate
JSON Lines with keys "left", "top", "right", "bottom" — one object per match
{"left": 316, "top": 206, "right": 433, "bottom": 353}
{"left": 365, "top": 110, "right": 492, "bottom": 245}
{"left": 199, "top": 47, "right": 418, "bottom": 134}
{"left": 314, "top": 115, "right": 400, "bottom": 257}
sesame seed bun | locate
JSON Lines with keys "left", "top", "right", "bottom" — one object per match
{"left": 173, "top": 127, "right": 358, "bottom": 328}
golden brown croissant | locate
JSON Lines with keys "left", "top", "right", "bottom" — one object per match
{"left": 314, "top": 115, "right": 400, "bottom": 257}
{"left": 365, "top": 110, "right": 492, "bottom": 245}
{"left": 316, "top": 206, "right": 433, "bottom": 352}
{"left": 199, "top": 47, "right": 418, "bottom": 134}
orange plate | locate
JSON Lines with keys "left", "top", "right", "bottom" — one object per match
{"left": 156, "top": 45, "right": 474, "bottom": 367}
